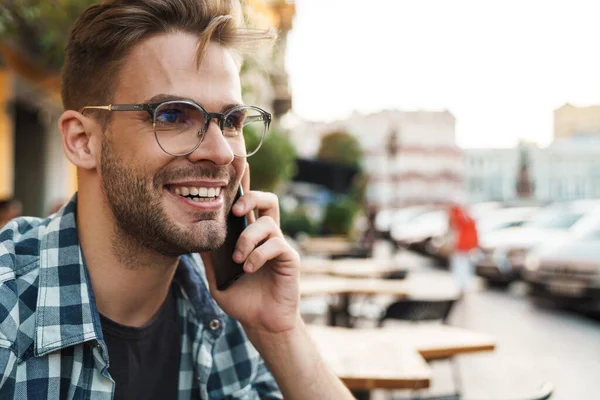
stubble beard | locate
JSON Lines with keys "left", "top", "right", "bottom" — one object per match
{"left": 100, "top": 137, "right": 235, "bottom": 262}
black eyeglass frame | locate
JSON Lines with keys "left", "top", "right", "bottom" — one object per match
{"left": 81, "top": 99, "right": 272, "bottom": 157}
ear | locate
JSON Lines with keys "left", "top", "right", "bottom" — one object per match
{"left": 58, "top": 110, "right": 100, "bottom": 170}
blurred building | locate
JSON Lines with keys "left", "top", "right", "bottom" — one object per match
{"left": 0, "top": 0, "right": 294, "bottom": 217}
{"left": 465, "top": 148, "right": 522, "bottom": 202}
{"left": 0, "top": 49, "right": 71, "bottom": 217}
{"left": 287, "top": 109, "right": 465, "bottom": 210}
{"left": 554, "top": 103, "right": 600, "bottom": 140}
{"left": 242, "top": 0, "right": 295, "bottom": 120}
{"left": 465, "top": 139, "right": 600, "bottom": 203}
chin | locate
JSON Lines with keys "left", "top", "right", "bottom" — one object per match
{"left": 184, "top": 219, "right": 228, "bottom": 251}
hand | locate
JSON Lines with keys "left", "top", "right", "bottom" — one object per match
{"left": 200, "top": 162, "right": 301, "bottom": 334}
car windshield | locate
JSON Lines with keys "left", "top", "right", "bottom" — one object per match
{"left": 521, "top": 209, "right": 584, "bottom": 230}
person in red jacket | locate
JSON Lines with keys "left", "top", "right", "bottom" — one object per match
{"left": 448, "top": 203, "right": 479, "bottom": 296}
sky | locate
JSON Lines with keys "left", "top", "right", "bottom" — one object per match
{"left": 285, "top": 0, "right": 600, "bottom": 148}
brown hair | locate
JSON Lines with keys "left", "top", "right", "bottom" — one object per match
{"left": 61, "top": 0, "right": 273, "bottom": 113}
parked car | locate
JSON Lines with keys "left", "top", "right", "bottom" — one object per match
{"left": 428, "top": 206, "right": 539, "bottom": 263}
{"left": 524, "top": 208, "right": 600, "bottom": 312}
{"left": 376, "top": 206, "right": 432, "bottom": 242}
{"left": 475, "top": 201, "right": 600, "bottom": 287}
{"left": 391, "top": 209, "right": 447, "bottom": 253}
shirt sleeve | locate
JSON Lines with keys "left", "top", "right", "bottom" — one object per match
{"left": 252, "top": 358, "right": 283, "bottom": 400}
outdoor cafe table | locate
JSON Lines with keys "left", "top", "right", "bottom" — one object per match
{"left": 301, "top": 257, "right": 405, "bottom": 279}
{"left": 297, "top": 236, "right": 354, "bottom": 256}
{"left": 300, "top": 274, "right": 460, "bottom": 299}
{"left": 308, "top": 324, "right": 496, "bottom": 398}
{"left": 300, "top": 275, "right": 460, "bottom": 326}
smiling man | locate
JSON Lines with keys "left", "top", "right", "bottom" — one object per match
{"left": 0, "top": 1, "right": 353, "bottom": 399}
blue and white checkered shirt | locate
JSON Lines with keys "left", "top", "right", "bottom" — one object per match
{"left": 0, "top": 196, "right": 282, "bottom": 399}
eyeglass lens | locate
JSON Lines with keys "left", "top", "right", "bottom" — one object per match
{"left": 153, "top": 101, "right": 267, "bottom": 157}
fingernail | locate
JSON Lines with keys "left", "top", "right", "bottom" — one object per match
{"left": 234, "top": 250, "right": 243, "bottom": 262}
{"left": 245, "top": 262, "right": 254, "bottom": 272}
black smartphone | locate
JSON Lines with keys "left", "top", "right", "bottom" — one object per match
{"left": 213, "top": 185, "right": 249, "bottom": 291}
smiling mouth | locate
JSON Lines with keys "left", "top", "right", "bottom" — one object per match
{"left": 167, "top": 185, "right": 222, "bottom": 202}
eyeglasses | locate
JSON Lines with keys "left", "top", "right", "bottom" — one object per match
{"left": 81, "top": 99, "right": 271, "bottom": 157}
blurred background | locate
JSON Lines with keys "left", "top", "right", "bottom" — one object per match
{"left": 1, "top": 1, "right": 600, "bottom": 399}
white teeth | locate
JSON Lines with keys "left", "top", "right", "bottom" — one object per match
{"left": 192, "top": 197, "right": 201, "bottom": 202}
{"left": 172, "top": 185, "right": 222, "bottom": 199}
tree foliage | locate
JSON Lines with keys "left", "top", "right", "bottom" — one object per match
{"left": 0, "top": 1, "right": 95, "bottom": 71}
{"left": 321, "top": 198, "right": 359, "bottom": 236}
{"left": 246, "top": 125, "right": 297, "bottom": 193}
{"left": 316, "top": 131, "right": 363, "bottom": 170}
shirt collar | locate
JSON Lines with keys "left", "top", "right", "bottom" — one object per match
{"left": 34, "top": 195, "right": 101, "bottom": 356}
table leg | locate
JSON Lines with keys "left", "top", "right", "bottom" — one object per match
{"left": 327, "top": 294, "right": 354, "bottom": 327}
{"left": 327, "top": 303, "right": 338, "bottom": 326}
{"left": 340, "top": 293, "right": 352, "bottom": 327}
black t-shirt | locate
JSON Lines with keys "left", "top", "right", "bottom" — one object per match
{"left": 100, "top": 286, "right": 181, "bottom": 400}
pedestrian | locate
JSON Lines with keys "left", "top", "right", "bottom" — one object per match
{"left": 448, "top": 202, "right": 479, "bottom": 297}
{"left": 0, "top": 1, "right": 353, "bottom": 399}
{"left": 0, "top": 197, "right": 22, "bottom": 227}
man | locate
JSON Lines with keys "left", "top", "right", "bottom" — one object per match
{"left": 0, "top": 197, "right": 22, "bottom": 227}
{"left": 0, "top": 1, "right": 353, "bottom": 399}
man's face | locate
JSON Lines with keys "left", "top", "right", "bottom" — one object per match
{"left": 98, "top": 33, "right": 245, "bottom": 256}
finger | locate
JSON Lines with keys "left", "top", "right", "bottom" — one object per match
{"left": 233, "top": 191, "right": 280, "bottom": 225}
{"left": 233, "top": 216, "right": 281, "bottom": 263}
{"left": 244, "top": 237, "right": 300, "bottom": 275}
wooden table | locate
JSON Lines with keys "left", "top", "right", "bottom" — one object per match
{"left": 300, "top": 274, "right": 460, "bottom": 300}
{"left": 300, "top": 274, "right": 460, "bottom": 327}
{"left": 301, "top": 257, "right": 405, "bottom": 279}
{"left": 308, "top": 324, "right": 496, "bottom": 393}
{"left": 297, "top": 236, "right": 354, "bottom": 256}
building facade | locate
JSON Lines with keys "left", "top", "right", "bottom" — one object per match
{"left": 465, "top": 139, "right": 600, "bottom": 203}
{"left": 554, "top": 103, "right": 600, "bottom": 140}
{"left": 287, "top": 109, "right": 465, "bottom": 211}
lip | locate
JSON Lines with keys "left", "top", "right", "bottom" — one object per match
{"left": 164, "top": 188, "right": 224, "bottom": 211}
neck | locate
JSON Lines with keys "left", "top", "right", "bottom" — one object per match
{"left": 77, "top": 184, "right": 179, "bottom": 327}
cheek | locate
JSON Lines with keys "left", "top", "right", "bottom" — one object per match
{"left": 232, "top": 159, "right": 246, "bottom": 187}
{"left": 112, "top": 124, "right": 173, "bottom": 172}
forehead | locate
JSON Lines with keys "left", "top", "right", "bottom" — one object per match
{"left": 114, "top": 32, "right": 242, "bottom": 108}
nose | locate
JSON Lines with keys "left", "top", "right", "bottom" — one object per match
{"left": 186, "top": 120, "right": 235, "bottom": 165}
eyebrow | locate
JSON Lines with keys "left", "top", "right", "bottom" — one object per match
{"left": 146, "top": 94, "right": 245, "bottom": 113}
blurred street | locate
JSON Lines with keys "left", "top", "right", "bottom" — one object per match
{"left": 366, "top": 246, "right": 600, "bottom": 400}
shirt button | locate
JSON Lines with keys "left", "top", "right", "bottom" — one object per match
{"left": 209, "top": 319, "right": 221, "bottom": 330}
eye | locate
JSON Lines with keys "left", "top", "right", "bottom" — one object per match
{"left": 156, "top": 107, "right": 185, "bottom": 124}
{"left": 223, "top": 112, "right": 244, "bottom": 130}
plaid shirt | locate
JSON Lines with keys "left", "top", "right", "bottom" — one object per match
{"left": 0, "top": 196, "right": 282, "bottom": 399}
